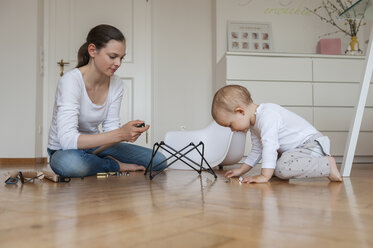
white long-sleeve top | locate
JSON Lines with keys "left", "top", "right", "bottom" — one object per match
{"left": 244, "top": 103, "right": 319, "bottom": 169}
{"left": 48, "top": 68, "right": 124, "bottom": 150}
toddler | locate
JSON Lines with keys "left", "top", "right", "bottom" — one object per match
{"left": 212, "top": 85, "right": 342, "bottom": 183}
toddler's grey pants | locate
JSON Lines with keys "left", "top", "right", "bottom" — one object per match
{"left": 274, "top": 133, "right": 331, "bottom": 179}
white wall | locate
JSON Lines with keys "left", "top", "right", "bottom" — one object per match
{"left": 152, "top": 0, "right": 214, "bottom": 142}
{"left": 0, "top": 0, "right": 43, "bottom": 158}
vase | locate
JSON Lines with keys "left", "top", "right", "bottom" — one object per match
{"left": 345, "top": 36, "right": 362, "bottom": 55}
{"left": 349, "top": 36, "right": 359, "bottom": 51}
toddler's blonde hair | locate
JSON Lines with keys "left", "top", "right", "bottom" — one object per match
{"left": 211, "top": 85, "right": 252, "bottom": 120}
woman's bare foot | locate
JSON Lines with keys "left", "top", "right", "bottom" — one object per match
{"left": 328, "top": 156, "right": 342, "bottom": 182}
{"left": 108, "top": 156, "right": 145, "bottom": 172}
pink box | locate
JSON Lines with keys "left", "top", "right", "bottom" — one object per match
{"left": 317, "top": 38, "right": 341, "bottom": 55}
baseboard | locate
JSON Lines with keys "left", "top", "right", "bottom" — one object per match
{"left": 0, "top": 157, "right": 47, "bottom": 166}
{"left": 334, "top": 156, "right": 373, "bottom": 164}
{"left": 239, "top": 156, "right": 373, "bottom": 164}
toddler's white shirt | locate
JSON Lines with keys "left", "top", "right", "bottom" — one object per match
{"left": 48, "top": 68, "right": 123, "bottom": 150}
{"left": 244, "top": 103, "right": 319, "bottom": 169}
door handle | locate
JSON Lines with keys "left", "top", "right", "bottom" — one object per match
{"left": 57, "top": 59, "right": 70, "bottom": 76}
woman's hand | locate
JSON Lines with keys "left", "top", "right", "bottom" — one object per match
{"left": 78, "top": 120, "right": 149, "bottom": 150}
{"left": 118, "top": 120, "right": 149, "bottom": 142}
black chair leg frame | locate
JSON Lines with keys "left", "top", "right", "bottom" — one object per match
{"left": 144, "top": 141, "right": 218, "bottom": 180}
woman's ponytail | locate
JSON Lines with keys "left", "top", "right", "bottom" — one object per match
{"left": 76, "top": 42, "right": 90, "bottom": 68}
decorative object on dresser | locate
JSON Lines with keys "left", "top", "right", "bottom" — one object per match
{"left": 227, "top": 21, "right": 273, "bottom": 52}
{"left": 317, "top": 38, "right": 341, "bottom": 55}
{"left": 306, "top": 0, "right": 368, "bottom": 55}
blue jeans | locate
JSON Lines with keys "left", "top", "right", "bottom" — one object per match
{"left": 48, "top": 143, "right": 167, "bottom": 178}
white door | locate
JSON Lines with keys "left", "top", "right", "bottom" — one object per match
{"left": 43, "top": 0, "right": 152, "bottom": 156}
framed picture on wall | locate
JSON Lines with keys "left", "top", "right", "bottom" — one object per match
{"left": 227, "top": 21, "right": 273, "bottom": 52}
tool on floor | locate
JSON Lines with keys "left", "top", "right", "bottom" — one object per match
{"left": 4, "top": 171, "right": 44, "bottom": 184}
{"left": 4, "top": 170, "right": 70, "bottom": 184}
{"left": 96, "top": 171, "right": 126, "bottom": 178}
{"left": 19, "top": 171, "right": 44, "bottom": 183}
{"left": 4, "top": 170, "right": 19, "bottom": 184}
{"left": 42, "top": 170, "right": 71, "bottom": 183}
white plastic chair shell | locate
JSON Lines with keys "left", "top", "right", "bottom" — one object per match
{"left": 162, "top": 121, "right": 246, "bottom": 169}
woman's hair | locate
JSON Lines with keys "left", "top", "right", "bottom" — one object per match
{"left": 76, "top": 24, "right": 126, "bottom": 68}
{"left": 211, "top": 85, "right": 253, "bottom": 120}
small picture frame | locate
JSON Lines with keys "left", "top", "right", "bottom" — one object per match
{"left": 227, "top": 21, "right": 273, "bottom": 52}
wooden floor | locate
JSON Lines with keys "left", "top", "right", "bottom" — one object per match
{"left": 0, "top": 163, "right": 372, "bottom": 248}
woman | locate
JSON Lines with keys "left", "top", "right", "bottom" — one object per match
{"left": 47, "top": 24, "right": 166, "bottom": 177}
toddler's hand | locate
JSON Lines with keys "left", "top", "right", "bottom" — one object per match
{"left": 241, "top": 175, "right": 269, "bottom": 183}
{"left": 225, "top": 168, "right": 243, "bottom": 178}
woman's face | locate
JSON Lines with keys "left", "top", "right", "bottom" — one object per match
{"left": 93, "top": 39, "right": 126, "bottom": 76}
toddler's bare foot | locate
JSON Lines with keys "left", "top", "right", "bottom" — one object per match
{"left": 108, "top": 156, "right": 145, "bottom": 172}
{"left": 328, "top": 156, "right": 342, "bottom": 182}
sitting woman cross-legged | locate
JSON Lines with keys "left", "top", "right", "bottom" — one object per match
{"left": 47, "top": 24, "right": 166, "bottom": 178}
